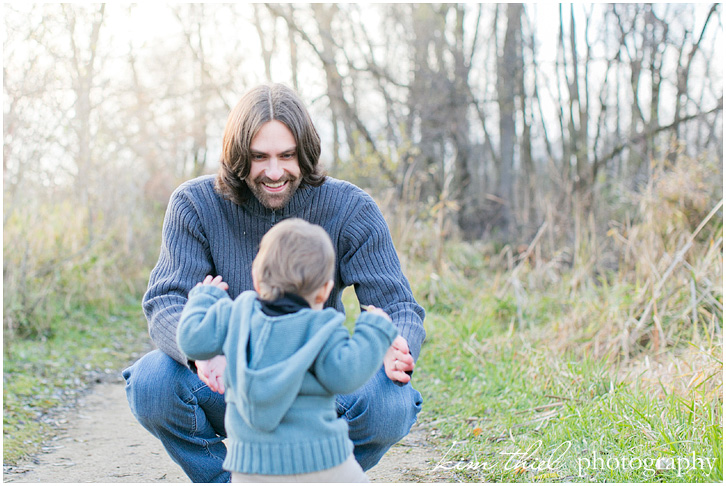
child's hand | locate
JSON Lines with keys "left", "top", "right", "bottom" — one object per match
{"left": 362, "top": 304, "right": 392, "bottom": 321}
{"left": 196, "top": 275, "right": 229, "bottom": 291}
{"left": 383, "top": 336, "right": 415, "bottom": 384}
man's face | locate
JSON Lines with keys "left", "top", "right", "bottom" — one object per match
{"left": 246, "top": 120, "right": 302, "bottom": 210}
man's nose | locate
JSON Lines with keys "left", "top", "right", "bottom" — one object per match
{"left": 265, "top": 158, "right": 284, "bottom": 180}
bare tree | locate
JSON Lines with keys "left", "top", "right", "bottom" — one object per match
{"left": 63, "top": 3, "right": 106, "bottom": 243}
{"left": 172, "top": 4, "right": 214, "bottom": 178}
{"left": 3, "top": 2, "right": 722, "bottom": 257}
{"left": 496, "top": 3, "right": 522, "bottom": 241}
{"left": 3, "top": 4, "right": 60, "bottom": 222}
{"left": 675, "top": 4, "right": 719, "bottom": 135}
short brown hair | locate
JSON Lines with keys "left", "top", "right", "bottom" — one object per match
{"left": 215, "top": 84, "right": 326, "bottom": 205}
{"left": 252, "top": 218, "right": 335, "bottom": 301}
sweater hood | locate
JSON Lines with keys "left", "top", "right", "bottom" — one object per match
{"left": 225, "top": 292, "right": 343, "bottom": 433}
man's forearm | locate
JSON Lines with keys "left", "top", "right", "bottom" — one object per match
{"left": 143, "top": 295, "right": 189, "bottom": 366}
{"left": 142, "top": 182, "right": 215, "bottom": 367}
{"left": 376, "top": 298, "right": 424, "bottom": 361}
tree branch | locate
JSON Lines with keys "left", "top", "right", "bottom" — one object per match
{"left": 593, "top": 99, "right": 723, "bottom": 172}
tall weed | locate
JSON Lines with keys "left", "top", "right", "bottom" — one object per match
{"left": 365, "top": 148, "right": 721, "bottom": 375}
{"left": 451, "top": 152, "right": 724, "bottom": 362}
{"left": 3, "top": 195, "right": 162, "bottom": 340}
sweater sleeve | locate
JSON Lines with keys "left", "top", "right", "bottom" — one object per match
{"left": 177, "top": 285, "right": 232, "bottom": 361}
{"left": 339, "top": 198, "right": 426, "bottom": 360}
{"left": 313, "top": 312, "right": 398, "bottom": 395}
{"left": 142, "top": 186, "right": 215, "bottom": 365}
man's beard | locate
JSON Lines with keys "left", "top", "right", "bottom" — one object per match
{"left": 246, "top": 174, "right": 302, "bottom": 210}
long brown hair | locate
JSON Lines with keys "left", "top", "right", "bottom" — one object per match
{"left": 215, "top": 84, "right": 326, "bottom": 205}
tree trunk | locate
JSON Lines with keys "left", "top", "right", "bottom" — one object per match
{"left": 496, "top": 3, "right": 522, "bottom": 241}
{"left": 65, "top": 4, "right": 105, "bottom": 244}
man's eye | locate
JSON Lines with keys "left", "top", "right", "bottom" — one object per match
{"left": 251, "top": 154, "right": 265, "bottom": 160}
{"left": 282, "top": 153, "right": 296, "bottom": 159}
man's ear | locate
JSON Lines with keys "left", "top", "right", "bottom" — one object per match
{"left": 315, "top": 279, "right": 335, "bottom": 305}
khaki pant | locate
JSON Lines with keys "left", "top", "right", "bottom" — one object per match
{"left": 230, "top": 454, "right": 369, "bottom": 483}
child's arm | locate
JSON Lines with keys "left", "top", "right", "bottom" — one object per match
{"left": 177, "top": 276, "right": 233, "bottom": 361}
{"left": 313, "top": 307, "right": 398, "bottom": 395}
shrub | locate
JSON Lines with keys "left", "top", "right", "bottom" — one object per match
{"left": 3, "top": 196, "right": 162, "bottom": 340}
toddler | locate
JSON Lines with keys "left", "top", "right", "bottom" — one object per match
{"left": 177, "top": 218, "right": 412, "bottom": 482}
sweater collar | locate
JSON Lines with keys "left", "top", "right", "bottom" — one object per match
{"left": 240, "top": 184, "right": 315, "bottom": 218}
{"left": 258, "top": 293, "right": 311, "bottom": 317}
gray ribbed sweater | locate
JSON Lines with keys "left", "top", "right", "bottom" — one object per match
{"left": 143, "top": 175, "right": 426, "bottom": 366}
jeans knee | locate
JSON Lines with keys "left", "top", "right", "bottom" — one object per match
{"left": 377, "top": 386, "right": 423, "bottom": 443}
{"left": 342, "top": 373, "right": 423, "bottom": 446}
{"left": 123, "top": 350, "right": 189, "bottom": 428}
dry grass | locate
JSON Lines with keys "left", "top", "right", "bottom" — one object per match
{"left": 497, "top": 153, "right": 720, "bottom": 363}
{"left": 380, "top": 150, "right": 722, "bottom": 399}
{"left": 396, "top": 153, "right": 722, "bottom": 482}
{"left": 3, "top": 194, "right": 161, "bottom": 339}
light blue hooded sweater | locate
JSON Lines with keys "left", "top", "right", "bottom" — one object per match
{"left": 177, "top": 286, "right": 398, "bottom": 475}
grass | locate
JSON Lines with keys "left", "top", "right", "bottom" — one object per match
{"left": 415, "top": 320, "right": 722, "bottom": 482}
{"left": 2, "top": 294, "right": 151, "bottom": 465}
{"left": 404, "top": 251, "right": 722, "bottom": 482}
{"left": 3, "top": 193, "right": 160, "bottom": 464}
{"left": 392, "top": 153, "right": 724, "bottom": 481}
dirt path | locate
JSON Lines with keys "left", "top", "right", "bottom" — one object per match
{"left": 4, "top": 375, "right": 448, "bottom": 483}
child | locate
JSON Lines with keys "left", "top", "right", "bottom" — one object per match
{"left": 177, "top": 218, "right": 412, "bottom": 482}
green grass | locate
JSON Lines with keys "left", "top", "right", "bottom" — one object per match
{"left": 2, "top": 294, "right": 150, "bottom": 465}
{"left": 412, "top": 297, "right": 722, "bottom": 482}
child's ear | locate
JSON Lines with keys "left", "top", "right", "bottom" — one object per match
{"left": 315, "top": 279, "right": 334, "bottom": 304}
{"left": 252, "top": 269, "right": 261, "bottom": 294}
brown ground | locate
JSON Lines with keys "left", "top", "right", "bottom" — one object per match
{"left": 3, "top": 376, "right": 450, "bottom": 483}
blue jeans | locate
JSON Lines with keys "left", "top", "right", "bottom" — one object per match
{"left": 122, "top": 350, "right": 423, "bottom": 483}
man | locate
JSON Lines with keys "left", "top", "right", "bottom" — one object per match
{"left": 123, "top": 83, "right": 425, "bottom": 483}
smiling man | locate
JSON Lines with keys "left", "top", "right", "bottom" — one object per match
{"left": 245, "top": 120, "right": 301, "bottom": 208}
{"left": 123, "top": 84, "right": 425, "bottom": 483}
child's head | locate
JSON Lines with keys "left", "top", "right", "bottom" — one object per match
{"left": 252, "top": 218, "right": 335, "bottom": 306}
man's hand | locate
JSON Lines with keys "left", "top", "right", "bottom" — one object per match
{"left": 383, "top": 336, "right": 415, "bottom": 384}
{"left": 195, "top": 355, "right": 227, "bottom": 394}
{"left": 196, "top": 275, "right": 229, "bottom": 291}
{"left": 364, "top": 306, "right": 415, "bottom": 383}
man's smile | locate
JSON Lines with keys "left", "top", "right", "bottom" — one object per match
{"left": 262, "top": 180, "right": 288, "bottom": 192}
